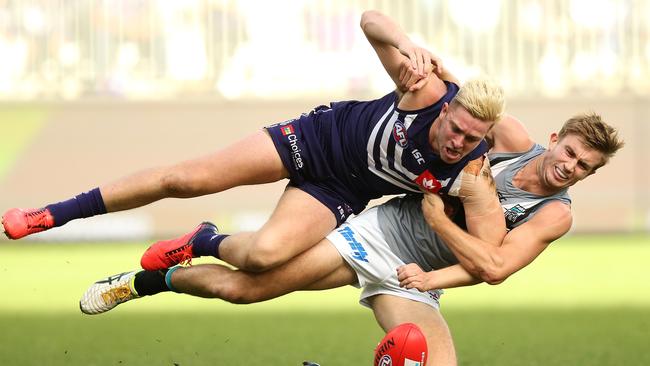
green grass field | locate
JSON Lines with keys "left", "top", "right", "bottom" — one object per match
{"left": 1, "top": 235, "right": 649, "bottom": 365}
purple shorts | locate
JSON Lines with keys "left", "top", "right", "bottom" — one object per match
{"left": 265, "top": 110, "right": 365, "bottom": 226}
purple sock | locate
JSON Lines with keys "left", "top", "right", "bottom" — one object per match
{"left": 191, "top": 229, "right": 229, "bottom": 259}
{"left": 45, "top": 188, "right": 107, "bottom": 227}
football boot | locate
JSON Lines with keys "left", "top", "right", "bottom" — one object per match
{"left": 80, "top": 270, "right": 139, "bottom": 315}
{"left": 140, "top": 222, "right": 218, "bottom": 271}
{"left": 2, "top": 208, "right": 54, "bottom": 239}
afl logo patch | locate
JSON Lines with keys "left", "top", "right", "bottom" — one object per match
{"left": 392, "top": 121, "right": 408, "bottom": 148}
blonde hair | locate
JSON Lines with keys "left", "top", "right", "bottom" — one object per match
{"left": 451, "top": 77, "right": 505, "bottom": 123}
{"left": 559, "top": 112, "right": 625, "bottom": 167}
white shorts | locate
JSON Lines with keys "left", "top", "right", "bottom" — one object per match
{"left": 327, "top": 207, "right": 443, "bottom": 310}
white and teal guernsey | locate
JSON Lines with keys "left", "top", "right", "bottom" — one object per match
{"left": 376, "top": 143, "right": 572, "bottom": 271}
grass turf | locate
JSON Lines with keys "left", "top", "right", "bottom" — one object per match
{"left": 1, "top": 308, "right": 648, "bottom": 365}
{"left": 0, "top": 234, "right": 649, "bottom": 365}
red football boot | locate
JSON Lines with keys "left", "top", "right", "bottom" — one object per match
{"left": 2, "top": 208, "right": 55, "bottom": 239}
{"left": 140, "top": 222, "right": 218, "bottom": 271}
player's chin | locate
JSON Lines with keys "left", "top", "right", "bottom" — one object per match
{"left": 443, "top": 158, "right": 459, "bottom": 164}
{"left": 556, "top": 180, "right": 575, "bottom": 190}
{"left": 441, "top": 147, "right": 463, "bottom": 163}
{"left": 548, "top": 169, "right": 574, "bottom": 189}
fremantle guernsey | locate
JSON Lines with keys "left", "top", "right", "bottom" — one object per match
{"left": 376, "top": 143, "right": 571, "bottom": 271}
{"left": 266, "top": 81, "right": 488, "bottom": 223}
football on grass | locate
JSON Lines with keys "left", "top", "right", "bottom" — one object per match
{"left": 374, "top": 323, "right": 427, "bottom": 366}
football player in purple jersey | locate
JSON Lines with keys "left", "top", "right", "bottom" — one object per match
{"left": 77, "top": 24, "right": 623, "bottom": 365}
{"left": 3, "top": 10, "right": 503, "bottom": 276}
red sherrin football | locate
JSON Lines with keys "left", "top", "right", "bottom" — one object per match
{"left": 374, "top": 323, "right": 428, "bottom": 366}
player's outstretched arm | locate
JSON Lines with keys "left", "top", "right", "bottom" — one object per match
{"left": 423, "top": 196, "right": 572, "bottom": 284}
{"left": 396, "top": 51, "right": 460, "bottom": 91}
{"left": 360, "top": 10, "right": 441, "bottom": 88}
{"left": 397, "top": 262, "right": 481, "bottom": 292}
{"left": 360, "top": 10, "right": 449, "bottom": 106}
{"left": 480, "top": 203, "right": 572, "bottom": 283}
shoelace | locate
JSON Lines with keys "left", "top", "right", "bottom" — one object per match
{"left": 164, "top": 242, "right": 195, "bottom": 266}
{"left": 169, "top": 251, "right": 193, "bottom": 266}
{"left": 101, "top": 285, "right": 133, "bottom": 305}
{"left": 26, "top": 209, "right": 52, "bottom": 230}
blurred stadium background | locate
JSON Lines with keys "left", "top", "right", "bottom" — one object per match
{"left": 0, "top": 0, "right": 648, "bottom": 239}
{"left": 0, "top": 1, "right": 649, "bottom": 365}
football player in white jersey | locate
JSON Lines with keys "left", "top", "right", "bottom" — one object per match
{"left": 80, "top": 86, "right": 624, "bottom": 366}
{"left": 80, "top": 110, "right": 622, "bottom": 366}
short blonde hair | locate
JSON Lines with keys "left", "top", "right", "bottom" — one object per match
{"left": 559, "top": 112, "right": 625, "bottom": 168}
{"left": 451, "top": 77, "right": 505, "bottom": 123}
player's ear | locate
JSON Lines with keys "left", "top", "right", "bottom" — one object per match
{"left": 440, "top": 102, "right": 449, "bottom": 116}
{"left": 548, "top": 132, "right": 559, "bottom": 148}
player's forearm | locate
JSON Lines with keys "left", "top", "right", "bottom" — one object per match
{"left": 360, "top": 10, "right": 409, "bottom": 49}
{"left": 362, "top": 10, "right": 457, "bottom": 86}
{"left": 425, "top": 264, "right": 483, "bottom": 290}
{"left": 427, "top": 214, "right": 506, "bottom": 284}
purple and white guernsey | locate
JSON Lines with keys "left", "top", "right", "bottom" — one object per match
{"left": 266, "top": 81, "right": 488, "bottom": 224}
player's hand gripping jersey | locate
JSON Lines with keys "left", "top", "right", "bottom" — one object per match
{"left": 266, "top": 81, "right": 488, "bottom": 224}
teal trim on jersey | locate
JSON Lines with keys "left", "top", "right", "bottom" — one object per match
{"left": 165, "top": 266, "right": 181, "bottom": 293}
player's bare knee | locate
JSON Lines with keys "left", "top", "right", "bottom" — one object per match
{"left": 242, "top": 235, "right": 291, "bottom": 272}
{"left": 243, "top": 247, "right": 287, "bottom": 272}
